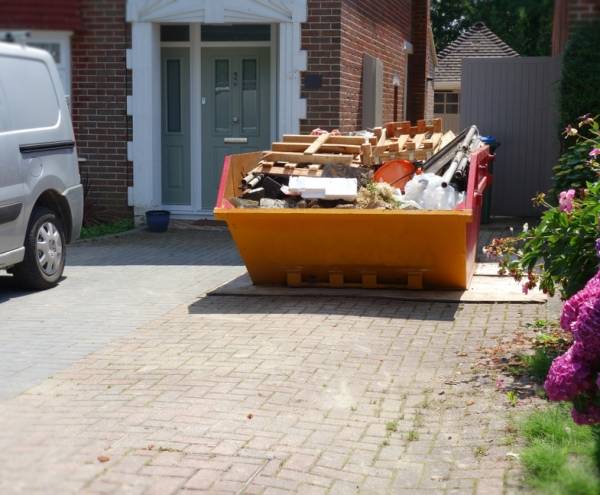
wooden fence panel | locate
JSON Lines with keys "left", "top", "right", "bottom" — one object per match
{"left": 461, "top": 57, "right": 562, "bottom": 217}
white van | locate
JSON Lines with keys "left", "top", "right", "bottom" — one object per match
{"left": 0, "top": 41, "right": 83, "bottom": 289}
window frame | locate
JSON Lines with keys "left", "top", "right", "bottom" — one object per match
{"left": 434, "top": 90, "right": 460, "bottom": 115}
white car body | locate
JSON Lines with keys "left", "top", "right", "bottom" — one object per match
{"left": 0, "top": 41, "right": 83, "bottom": 287}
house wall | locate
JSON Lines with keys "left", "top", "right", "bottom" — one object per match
{"left": 0, "top": 0, "right": 131, "bottom": 218}
{"left": 71, "top": 0, "right": 130, "bottom": 218}
{"left": 338, "top": 0, "right": 412, "bottom": 132}
{"left": 424, "top": 29, "right": 435, "bottom": 120}
{"left": 0, "top": 1, "right": 81, "bottom": 31}
{"left": 552, "top": 0, "right": 600, "bottom": 55}
{"left": 301, "top": 0, "right": 432, "bottom": 134}
{"left": 300, "top": 0, "right": 343, "bottom": 133}
{"left": 406, "top": 0, "right": 430, "bottom": 123}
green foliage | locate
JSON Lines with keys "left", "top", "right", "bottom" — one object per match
{"left": 431, "top": 0, "right": 553, "bottom": 55}
{"left": 519, "top": 405, "right": 600, "bottom": 494}
{"left": 520, "top": 349, "right": 556, "bottom": 383}
{"left": 552, "top": 118, "right": 600, "bottom": 197}
{"left": 80, "top": 218, "right": 135, "bottom": 240}
{"left": 486, "top": 181, "right": 600, "bottom": 299}
{"left": 431, "top": 0, "right": 475, "bottom": 52}
{"left": 560, "top": 21, "right": 600, "bottom": 129}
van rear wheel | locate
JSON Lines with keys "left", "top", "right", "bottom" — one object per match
{"left": 13, "top": 207, "right": 66, "bottom": 290}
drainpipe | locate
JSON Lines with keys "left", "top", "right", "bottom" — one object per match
{"left": 402, "top": 41, "right": 413, "bottom": 120}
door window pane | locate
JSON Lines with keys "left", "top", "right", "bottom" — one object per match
{"left": 434, "top": 92, "right": 445, "bottom": 103}
{"left": 446, "top": 92, "right": 459, "bottom": 103}
{"left": 161, "top": 25, "right": 190, "bottom": 42}
{"left": 201, "top": 25, "right": 270, "bottom": 42}
{"left": 434, "top": 103, "right": 444, "bottom": 114}
{"left": 242, "top": 59, "right": 258, "bottom": 133}
{"left": 214, "top": 59, "right": 230, "bottom": 132}
{"left": 166, "top": 59, "right": 181, "bottom": 132}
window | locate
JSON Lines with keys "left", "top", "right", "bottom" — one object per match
{"left": 0, "top": 31, "right": 72, "bottom": 95}
{"left": 434, "top": 91, "right": 460, "bottom": 114}
{"left": 160, "top": 25, "right": 190, "bottom": 42}
{"left": 201, "top": 24, "right": 270, "bottom": 42}
{"left": 0, "top": 56, "right": 60, "bottom": 131}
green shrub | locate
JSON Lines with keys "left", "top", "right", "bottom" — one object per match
{"left": 560, "top": 20, "right": 600, "bottom": 129}
{"left": 485, "top": 181, "right": 600, "bottom": 298}
{"left": 552, "top": 122, "right": 600, "bottom": 198}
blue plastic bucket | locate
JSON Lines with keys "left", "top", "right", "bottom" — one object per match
{"left": 145, "top": 210, "right": 170, "bottom": 232}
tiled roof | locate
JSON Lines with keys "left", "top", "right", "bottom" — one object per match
{"left": 435, "top": 22, "right": 519, "bottom": 84}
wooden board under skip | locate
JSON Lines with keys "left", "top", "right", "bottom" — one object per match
{"left": 208, "top": 267, "right": 547, "bottom": 303}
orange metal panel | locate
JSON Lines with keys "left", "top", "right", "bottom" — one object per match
{"left": 215, "top": 148, "right": 492, "bottom": 290}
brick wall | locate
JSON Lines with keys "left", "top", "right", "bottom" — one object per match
{"left": 339, "top": 0, "right": 412, "bottom": 132}
{"left": 406, "top": 0, "right": 430, "bottom": 123}
{"left": 553, "top": 0, "right": 600, "bottom": 55}
{"left": 568, "top": 0, "right": 600, "bottom": 23}
{"left": 0, "top": 0, "right": 131, "bottom": 218}
{"left": 0, "top": 0, "right": 81, "bottom": 31}
{"left": 71, "top": 0, "right": 130, "bottom": 218}
{"left": 300, "top": 0, "right": 431, "bottom": 133}
{"left": 300, "top": 0, "right": 343, "bottom": 133}
{"left": 424, "top": 26, "right": 436, "bottom": 120}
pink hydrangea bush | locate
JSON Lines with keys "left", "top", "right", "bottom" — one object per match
{"left": 545, "top": 247, "right": 600, "bottom": 424}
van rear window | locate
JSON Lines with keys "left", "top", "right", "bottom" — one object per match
{"left": 0, "top": 56, "right": 60, "bottom": 132}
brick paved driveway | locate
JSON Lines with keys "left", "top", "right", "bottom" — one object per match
{"left": 0, "top": 226, "right": 549, "bottom": 494}
{"left": 0, "top": 230, "right": 244, "bottom": 399}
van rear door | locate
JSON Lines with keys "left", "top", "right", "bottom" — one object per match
{"left": 0, "top": 69, "right": 24, "bottom": 255}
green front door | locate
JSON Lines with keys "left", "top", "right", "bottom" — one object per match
{"left": 201, "top": 47, "right": 271, "bottom": 209}
{"left": 161, "top": 47, "right": 191, "bottom": 206}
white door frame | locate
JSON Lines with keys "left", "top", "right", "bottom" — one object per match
{"left": 126, "top": 0, "right": 307, "bottom": 218}
{"left": 158, "top": 30, "right": 278, "bottom": 216}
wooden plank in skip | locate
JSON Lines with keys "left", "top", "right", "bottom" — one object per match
{"left": 304, "top": 132, "right": 329, "bottom": 154}
{"left": 438, "top": 130, "right": 457, "bottom": 151}
{"left": 253, "top": 163, "right": 323, "bottom": 177}
{"left": 377, "top": 128, "right": 387, "bottom": 147}
{"left": 397, "top": 134, "right": 410, "bottom": 151}
{"left": 282, "top": 134, "right": 365, "bottom": 145}
{"left": 262, "top": 151, "right": 354, "bottom": 165}
{"left": 412, "top": 133, "right": 426, "bottom": 149}
{"left": 361, "top": 143, "right": 373, "bottom": 166}
{"left": 271, "top": 142, "right": 362, "bottom": 154}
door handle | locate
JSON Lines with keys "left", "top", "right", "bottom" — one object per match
{"left": 232, "top": 116, "right": 239, "bottom": 123}
{"left": 224, "top": 137, "right": 248, "bottom": 144}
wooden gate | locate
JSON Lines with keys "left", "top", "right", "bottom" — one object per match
{"left": 460, "top": 57, "right": 562, "bottom": 217}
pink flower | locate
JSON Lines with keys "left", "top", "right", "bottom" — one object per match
{"left": 559, "top": 189, "right": 576, "bottom": 213}
{"left": 544, "top": 346, "right": 593, "bottom": 401}
{"left": 590, "top": 148, "right": 600, "bottom": 158}
{"left": 521, "top": 283, "right": 529, "bottom": 295}
{"left": 561, "top": 271, "right": 600, "bottom": 331}
{"left": 572, "top": 404, "right": 600, "bottom": 425}
{"left": 565, "top": 125, "right": 578, "bottom": 137}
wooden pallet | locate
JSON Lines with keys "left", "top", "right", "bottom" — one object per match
{"left": 286, "top": 269, "right": 424, "bottom": 290}
{"left": 245, "top": 119, "right": 453, "bottom": 184}
{"left": 360, "top": 118, "right": 447, "bottom": 166}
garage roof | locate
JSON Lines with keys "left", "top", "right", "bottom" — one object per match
{"left": 435, "top": 22, "right": 519, "bottom": 85}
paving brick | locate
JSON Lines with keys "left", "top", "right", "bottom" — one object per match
{"left": 0, "top": 228, "right": 555, "bottom": 494}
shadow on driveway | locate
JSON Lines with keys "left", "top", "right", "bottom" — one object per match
{"left": 188, "top": 294, "right": 460, "bottom": 321}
